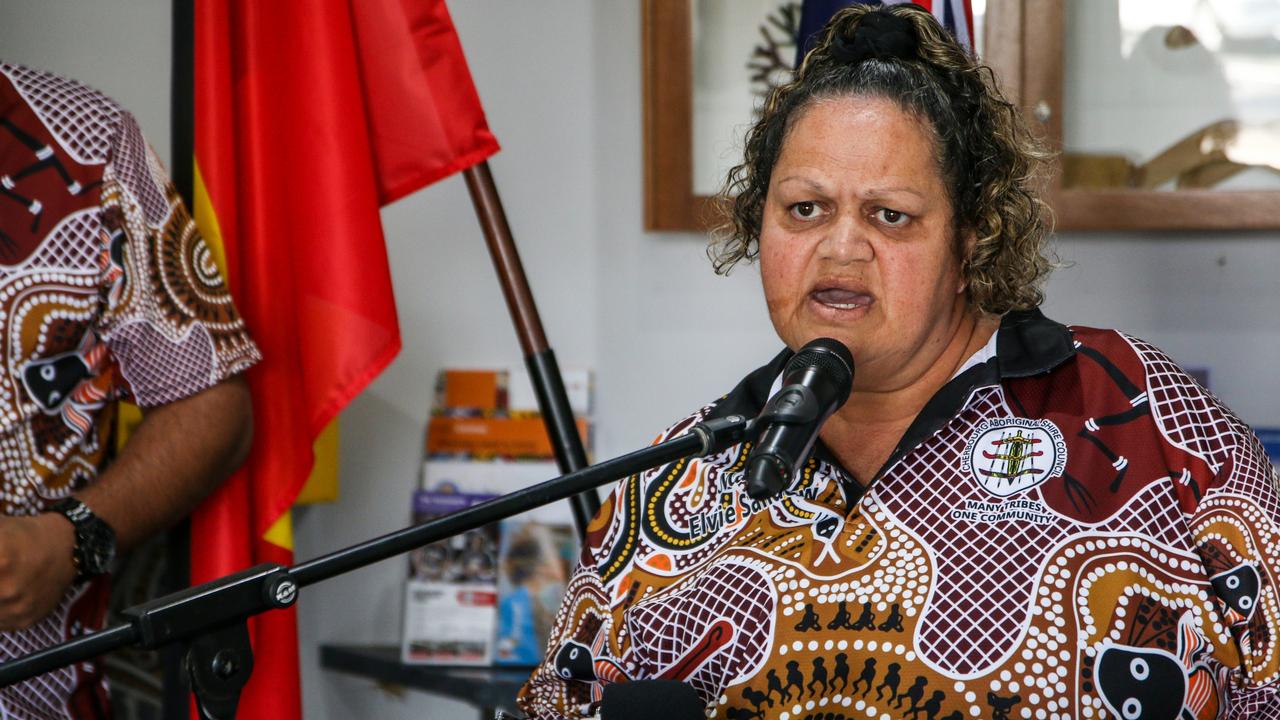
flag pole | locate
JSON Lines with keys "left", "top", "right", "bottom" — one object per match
{"left": 463, "top": 161, "right": 601, "bottom": 535}
{"left": 166, "top": 0, "right": 195, "bottom": 717}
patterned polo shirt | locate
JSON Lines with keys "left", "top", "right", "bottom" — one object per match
{"left": 520, "top": 309, "right": 1280, "bottom": 720}
{"left": 0, "top": 63, "right": 259, "bottom": 718}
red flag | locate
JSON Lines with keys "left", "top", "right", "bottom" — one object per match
{"left": 191, "top": 0, "right": 499, "bottom": 716}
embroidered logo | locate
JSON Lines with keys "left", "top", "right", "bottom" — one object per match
{"left": 962, "top": 417, "right": 1067, "bottom": 497}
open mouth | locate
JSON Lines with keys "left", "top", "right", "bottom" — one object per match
{"left": 811, "top": 286, "right": 874, "bottom": 310}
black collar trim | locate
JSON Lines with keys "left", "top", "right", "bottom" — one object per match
{"left": 996, "top": 308, "right": 1075, "bottom": 379}
{"left": 712, "top": 308, "right": 1073, "bottom": 419}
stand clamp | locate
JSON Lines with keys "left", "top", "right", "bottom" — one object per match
{"left": 123, "top": 564, "right": 298, "bottom": 720}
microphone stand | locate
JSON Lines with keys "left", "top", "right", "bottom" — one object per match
{"left": 0, "top": 414, "right": 753, "bottom": 719}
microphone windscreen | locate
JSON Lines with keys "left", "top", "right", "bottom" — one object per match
{"left": 787, "top": 337, "right": 854, "bottom": 402}
{"left": 600, "top": 680, "right": 704, "bottom": 720}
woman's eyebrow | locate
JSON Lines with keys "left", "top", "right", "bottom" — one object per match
{"left": 862, "top": 186, "right": 926, "bottom": 200}
{"left": 773, "top": 175, "right": 829, "bottom": 193}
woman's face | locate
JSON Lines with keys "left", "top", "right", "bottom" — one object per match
{"left": 759, "top": 94, "right": 968, "bottom": 391}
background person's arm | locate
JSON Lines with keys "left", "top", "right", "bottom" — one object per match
{"left": 0, "top": 375, "right": 252, "bottom": 630}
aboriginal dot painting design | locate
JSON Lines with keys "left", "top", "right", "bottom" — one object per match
{"left": 0, "top": 63, "right": 259, "bottom": 718}
{"left": 520, "top": 324, "right": 1280, "bottom": 719}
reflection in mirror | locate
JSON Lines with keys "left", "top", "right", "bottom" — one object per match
{"left": 692, "top": 0, "right": 792, "bottom": 196}
{"left": 690, "top": 0, "right": 987, "bottom": 197}
{"left": 1063, "top": 0, "right": 1280, "bottom": 191}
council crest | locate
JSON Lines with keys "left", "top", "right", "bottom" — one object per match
{"left": 961, "top": 417, "right": 1067, "bottom": 497}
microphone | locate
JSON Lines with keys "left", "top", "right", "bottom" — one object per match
{"left": 600, "top": 680, "right": 704, "bottom": 720}
{"left": 744, "top": 337, "right": 854, "bottom": 501}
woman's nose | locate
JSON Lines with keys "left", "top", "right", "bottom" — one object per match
{"left": 818, "top": 212, "right": 874, "bottom": 264}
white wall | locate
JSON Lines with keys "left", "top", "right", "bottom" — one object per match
{"left": 4, "top": 3, "right": 1280, "bottom": 720}
{"left": 0, "top": 0, "right": 173, "bottom": 166}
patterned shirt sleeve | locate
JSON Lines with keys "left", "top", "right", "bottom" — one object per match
{"left": 94, "top": 110, "right": 259, "bottom": 407}
{"left": 1181, "top": 391, "right": 1280, "bottom": 716}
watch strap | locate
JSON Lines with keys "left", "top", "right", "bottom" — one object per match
{"left": 47, "top": 497, "right": 116, "bottom": 580}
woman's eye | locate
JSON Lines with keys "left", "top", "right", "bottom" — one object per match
{"left": 789, "top": 201, "right": 822, "bottom": 220}
{"left": 875, "top": 208, "right": 909, "bottom": 227}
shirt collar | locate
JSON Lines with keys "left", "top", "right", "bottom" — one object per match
{"left": 716, "top": 307, "right": 1075, "bottom": 420}
{"left": 995, "top": 307, "right": 1076, "bottom": 378}
{"left": 710, "top": 308, "right": 1076, "bottom": 496}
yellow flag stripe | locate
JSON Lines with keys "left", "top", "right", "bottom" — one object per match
{"left": 297, "top": 420, "right": 341, "bottom": 504}
{"left": 115, "top": 402, "right": 143, "bottom": 453}
{"left": 263, "top": 509, "right": 293, "bottom": 551}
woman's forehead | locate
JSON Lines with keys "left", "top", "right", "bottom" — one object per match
{"left": 774, "top": 96, "right": 944, "bottom": 193}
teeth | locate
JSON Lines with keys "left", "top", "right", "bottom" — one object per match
{"left": 827, "top": 303, "right": 863, "bottom": 309}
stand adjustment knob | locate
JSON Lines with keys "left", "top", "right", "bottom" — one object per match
{"left": 263, "top": 572, "right": 298, "bottom": 609}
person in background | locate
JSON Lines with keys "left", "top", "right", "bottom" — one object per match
{"left": 0, "top": 62, "right": 258, "bottom": 718}
{"left": 497, "top": 523, "right": 571, "bottom": 665}
{"left": 519, "top": 4, "right": 1280, "bottom": 718}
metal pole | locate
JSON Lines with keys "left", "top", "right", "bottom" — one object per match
{"left": 462, "top": 161, "right": 600, "bottom": 534}
{"left": 167, "top": 1, "right": 196, "bottom": 715}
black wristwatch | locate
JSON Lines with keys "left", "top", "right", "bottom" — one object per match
{"left": 47, "top": 498, "right": 117, "bottom": 581}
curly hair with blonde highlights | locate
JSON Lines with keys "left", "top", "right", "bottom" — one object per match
{"left": 709, "top": 3, "right": 1053, "bottom": 315}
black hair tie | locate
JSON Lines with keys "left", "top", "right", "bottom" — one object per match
{"left": 831, "top": 10, "right": 918, "bottom": 64}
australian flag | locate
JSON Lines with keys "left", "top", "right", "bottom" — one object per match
{"left": 796, "top": 0, "right": 976, "bottom": 68}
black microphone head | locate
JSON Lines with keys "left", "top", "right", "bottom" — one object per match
{"left": 787, "top": 337, "right": 854, "bottom": 406}
{"left": 600, "top": 680, "right": 704, "bottom": 720}
{"left": 744, "top": 338, "right": 855, "bottom": 501}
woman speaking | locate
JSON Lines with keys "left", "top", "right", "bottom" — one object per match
{"left": 520, "top": 4, "right": 1280, "bottom": 718}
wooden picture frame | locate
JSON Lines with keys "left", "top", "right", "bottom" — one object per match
{"left": 987, "top": 0, "right": 1280, "bottom": 231}
{"left": 642, "top": 0, "right": 717, "bottom": 231}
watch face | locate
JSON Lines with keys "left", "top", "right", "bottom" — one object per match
{"left": 77, "top": 522, "right": 117, "bottom": 576}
